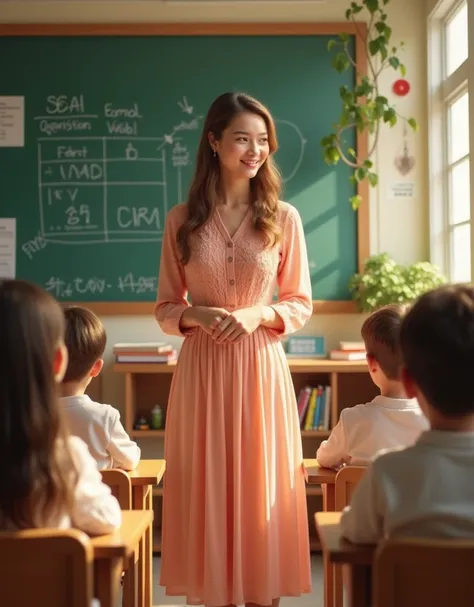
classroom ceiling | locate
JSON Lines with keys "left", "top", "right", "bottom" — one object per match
{"left": 0, "top": 0, "right": 326, "bottom": 3}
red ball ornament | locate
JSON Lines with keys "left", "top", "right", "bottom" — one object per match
{"left": 393, "top": 79, "right": 410, "bottom": 96}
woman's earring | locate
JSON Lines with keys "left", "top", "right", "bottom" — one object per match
{"left": 213, "top": 150, "right": 217, "bottom": 158}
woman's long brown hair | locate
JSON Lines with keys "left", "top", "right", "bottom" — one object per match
{"left": 0, "top": 279, "right": 78, "bottom": 528}
{"left": 177, "top": 91, "right": 282, "bottom": 264}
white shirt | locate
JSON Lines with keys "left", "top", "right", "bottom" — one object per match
{"left": 61, "top": 394, "right": 141, "bottom": 470}
{"left": 340, "top": 430, "right": 474, "bottom": 543}
{"left": 0, "top": 436, "right": 122, "bottom": 536}
{"left": 316, "top": 395, "right": 428, "bottom": 468}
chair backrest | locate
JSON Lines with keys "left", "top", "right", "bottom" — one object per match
{"left": 374, "top": 537, "right": 474, "bottom": 607}
{"left": 101, "top": 468, "right": 132, "bottom": 508}
{"left": 334, "top": 465, "right": 367, "bottom": 510}
{"left": 0, "top": 528, "right": 93, "bottom": 607}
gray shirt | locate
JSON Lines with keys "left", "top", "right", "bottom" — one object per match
{"left": 341, "top": 430, "right": 474, "bottom": 543}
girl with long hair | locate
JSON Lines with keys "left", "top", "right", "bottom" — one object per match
{"left": 155, "top": 92, "right": 312, "bottom": 607}
{"left": 0, "top": 279, "right": 121, "bottom": 534}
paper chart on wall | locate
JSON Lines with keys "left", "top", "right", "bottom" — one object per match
{"left": 388, "top": 181, "right": 416, "bottom": 200}
{"left": 0, "top": 96, "right": 24, "bottom": 147}
{"left": 0, "top": 218, "right": 16, "bottom": 278}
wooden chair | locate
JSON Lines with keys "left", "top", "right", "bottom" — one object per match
{"left": 101, "top": 468, "right": 132, "bottom": 509}
{"left": 333, "top": 466, "right": 367, "bottom": 607}
{"left": 101, "top": 469, "right": 137, "bottom": 606}
{"left": 374, "top": 537, "right": 474, "bottom": 607}
{"left": 0, "top": 528, "right": 94, "bottom": 607}
{"left": 334, "top": 465, "right": 367, "bottom": 511}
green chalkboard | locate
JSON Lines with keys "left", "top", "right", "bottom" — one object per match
{"left": 0, "top": 29, "right": 360, "bottom": 305}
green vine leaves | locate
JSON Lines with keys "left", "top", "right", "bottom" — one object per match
{"left": 321, "top": 0, "right": 418, "bottom": 210}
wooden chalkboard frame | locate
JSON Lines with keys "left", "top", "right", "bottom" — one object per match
{"left": 0, "top": 22, "right": 369, "bottom": 315}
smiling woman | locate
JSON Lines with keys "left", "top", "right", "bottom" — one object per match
{"left": 155, "top": 91, "right": 313, "bottom": 607}
{"left": 176, "top": 92, "right": 282, "bottom": 265}
{"left": 211, "top": 113, "right": 270, "bottom": 176}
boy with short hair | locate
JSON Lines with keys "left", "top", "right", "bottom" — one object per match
{"left": 316, "top": 304, "right": 428, "bottom": 468}
{"left": 341, "top": 285, "right": 474, "bottom": 542}
{"left": 60, "top": 306, "right": 141, "bottom": 470}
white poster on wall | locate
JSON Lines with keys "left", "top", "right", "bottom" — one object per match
{"left": 388, "top": 181, "right": 416, "bottom": 200}
{"left": 0, "top": 218, "right": 16, "bottom": 279}
{"left": 0, "top": 96, "right": 24, "bottom": 147}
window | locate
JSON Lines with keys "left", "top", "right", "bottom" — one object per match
{"left": 428, "top": 0, "right": 472, "bottom": 282}
{"left": 448, "top": 91, "right": 471, "bottom": 281}
{"left": 446, "top": 2, "right": 468, "bottom": 75}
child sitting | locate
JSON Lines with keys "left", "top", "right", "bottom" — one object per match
{"left": 341, "top": 285, "right": 474, "bottom": 542}
{"left": 0, "top": 279, "right": 121, "bottom": 534}
{"left": 60, "top": 306, "right": 140, "bottom": 470}
{"left": 316, "top": 304, "right": 428, "bottom": 468}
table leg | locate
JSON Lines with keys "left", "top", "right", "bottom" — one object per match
{"left": 323, "top": 484, "right": 336, "bottom": 512}
{"left": 123, "top": 553, "right": 138, "bottom": 607}
{"left": 347, "top": 564, "right": 371, "bottom": 607}
{"left": 133, "top": 485, "right": 153, "bottom": 607}
{"left": 146, "top": 487, "right": 153, "bottom": 606}
{"left": 94, "top": 557, "right": 123, "bottom": 607}
{"left": 321, "top": 484, "right": 336, "bottom": 607}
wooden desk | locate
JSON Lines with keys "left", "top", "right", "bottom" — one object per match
{"left": 92, "top": 510, "right": 153, "bottom": 607}
{"left": 303, "top": 459, "right": 337, "bottom": 510}
{"left": 128, "top": 460, "right": 166, "bottom": 607}
{"left": 315, "top": 512, "right": 374, "bottom": 607}
{"left": 129, "top": 459, "right": 166, "bottom": 486}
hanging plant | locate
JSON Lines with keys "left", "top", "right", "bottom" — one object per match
{"left": 321, "top": 0, "right": 418, "bottom": 210}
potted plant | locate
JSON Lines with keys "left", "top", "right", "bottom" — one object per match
{"left": 348, "top": 253, "right": 447, "bottom": 312}
{"left": 321, "top": 0, "right": 418, "bottom": 209}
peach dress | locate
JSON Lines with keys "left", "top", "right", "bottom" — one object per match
{"left": 155, "top": 201, "right": 312, "bottom": 606}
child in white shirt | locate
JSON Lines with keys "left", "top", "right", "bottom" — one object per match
{"left": 341, "top": 284, "right": 474, "bottom": 543}
{"left": 316, "top": 304, "right": 428, "bottom": 468}
{"left": 60, "top": 306, "right": 141, "bottom": 471}
{"left": 0, "top": 279, "right": 121, "bottom": 534}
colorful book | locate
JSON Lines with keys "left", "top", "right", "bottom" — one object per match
{"left": 297, "top": 386, "right": 312, "bottom": 425}
{"left": 304, "top": 388, "right": 318, "bottom": 431}
{"left": 339, "top": 341, "right": 365, "bottom": 351}
{"left": 113, "top": 342, "right": 172, "bottom": 353}
{"left": 116, "top": 350, "right": 177, "bottom": 363}
{"left": 330, "top": 350, "right": 366, "bottom": 361}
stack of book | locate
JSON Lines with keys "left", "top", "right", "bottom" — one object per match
{"left": 113, "top": 342, "right": 178, "bottom": 364}
{"left": 297, "top": 385, "right": 332, "bottom": 431}
{"left": 329, "top": 341, "right": 366, "bottom": 361}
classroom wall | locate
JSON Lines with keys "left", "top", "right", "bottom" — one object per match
{"left": 426, "top": 0, "right": 441, "bottom": 15}
{"left": 1, "top": 0, "right": 428, "bottom": 418}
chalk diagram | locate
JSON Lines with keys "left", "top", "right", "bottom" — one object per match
{"left": 32, "top": 96, "right": 307, "bottom": 251}
{"left": 275, "top": 119, "right": 307, "bottom": 184}
{"left": 26, "top": 96, "right": 308, "bottom": 300}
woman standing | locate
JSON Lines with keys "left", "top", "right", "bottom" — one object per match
{"left": 155, "top": 92, "right": 312, "bottom": 607}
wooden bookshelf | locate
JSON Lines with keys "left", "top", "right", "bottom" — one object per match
{"left": 131, "top": 430, "right": 165, "bottom": 438}
{"left": 114, "top": 358, "right": 377, "bottom": 552}
{"left": 301, "top": 430, "right": 330, "bottom": 438}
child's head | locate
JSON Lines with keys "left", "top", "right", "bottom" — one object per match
{"left": 361, "top": 303, "right": 408, "bottom": 392}
{"left": 0, "top": 279, "right": 76, "bottom": 527}
{"left": 63, "top": 306, "right": 106, "bottom": 386}
{"left": 400, "top": 284, "right": 474, "bottom": 425}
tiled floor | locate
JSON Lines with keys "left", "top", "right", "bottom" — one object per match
{"left": 152, "top": 554, "right": 324, "bottom": 607}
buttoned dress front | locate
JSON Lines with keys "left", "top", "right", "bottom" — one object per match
{"left": 155, "top": 201, "right": 312, "bottom": 606}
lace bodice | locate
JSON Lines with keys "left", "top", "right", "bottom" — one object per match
{"left": 155, "top": 201, "right": 312, "bottom": 337}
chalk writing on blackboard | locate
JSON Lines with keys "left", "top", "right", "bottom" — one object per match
{"left": 177, "top": 96, "right": 193, "bottom": 115}
{"left": 37, "top": 137, "right": 168, "bottom": 244}
{"left": 276, "top": 119, "right": 307, "bottom": 184}
{"left": 44, "top": 273, "right": 157, "bottom": 299}
{"left": 172, "top": 141, "right": 190, "bottom": 202}
{"left": 24, "top": 95, "right": 307, "bottom": 257}
{"left": 21, "top": 231, "right": 46, "bottom": 260}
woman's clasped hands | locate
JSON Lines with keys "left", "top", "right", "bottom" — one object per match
{"left": 193, "top": 305, "right": 264, "bottom": 344}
